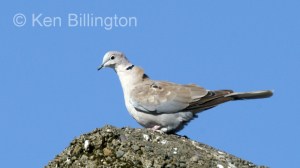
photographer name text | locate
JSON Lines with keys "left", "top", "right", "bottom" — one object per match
{"left": 13, "top": 13, "right": 138, "bottom": 30}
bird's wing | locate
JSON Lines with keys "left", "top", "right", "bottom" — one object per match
{"left": 129, "top": 81, "right": 208, "bottom": 113}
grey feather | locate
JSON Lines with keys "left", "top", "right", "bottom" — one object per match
{"left": 225, "top": 90, "right": 273, "bottom": 100}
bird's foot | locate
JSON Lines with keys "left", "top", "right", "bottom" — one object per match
{"left": 154, "top": 129, "right": 165, "bottom": 134}
{"left": 148, "top": 125, "right": 165, "bottom": 134}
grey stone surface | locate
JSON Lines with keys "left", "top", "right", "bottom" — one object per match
{"left": 45, "top": 125, "right": 268, "bottom": 168}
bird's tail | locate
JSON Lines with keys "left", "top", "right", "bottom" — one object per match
{"left": 225, "top": 90, "right": 273, "bottom": 100}
{"left": 188, "top": 90, "right": 273, "bottom": 112}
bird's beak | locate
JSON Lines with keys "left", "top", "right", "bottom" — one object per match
{"left": 97, "top": 64, "right": 104, "bottom": 71}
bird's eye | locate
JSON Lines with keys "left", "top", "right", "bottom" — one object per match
{"left": 111, "top": 56, "right": 115, "bottom": 60}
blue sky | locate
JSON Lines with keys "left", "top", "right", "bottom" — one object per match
{"left": 1, "top": 1, "right": 299, "bottom": 167}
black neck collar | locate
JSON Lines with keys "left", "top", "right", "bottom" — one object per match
{"left": 126, "top": 64, "right": 135, "bottom": 70}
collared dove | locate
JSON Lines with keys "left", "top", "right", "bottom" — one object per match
{"left": 98, "top": 51, "right": 273, "bottom": 133}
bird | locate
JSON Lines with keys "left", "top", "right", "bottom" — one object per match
{"left": 98, "top": 51, "right": 273, "bottom": 133}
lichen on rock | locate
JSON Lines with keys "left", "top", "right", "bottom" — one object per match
{"left": 45, "top": 125, "right": 268, "bottom": 168}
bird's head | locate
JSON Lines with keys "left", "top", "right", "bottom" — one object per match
{"left": 98, "top": 51, "right": 128, "bottom": 70}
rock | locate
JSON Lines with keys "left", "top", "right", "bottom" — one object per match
{"left": 45, "top": 125, "right": 268, "bottom": 168}
{"left": 143, "top": 134, "right": 150, "bottom": 141}
{"left": 116, "top": 150, "right": 125, "bottom": 158}
{"left": 190, "top": 155, "right": 200, "bottom": 162}
{"left": 131, "top": 145, "right": 140, "bottom": 151}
